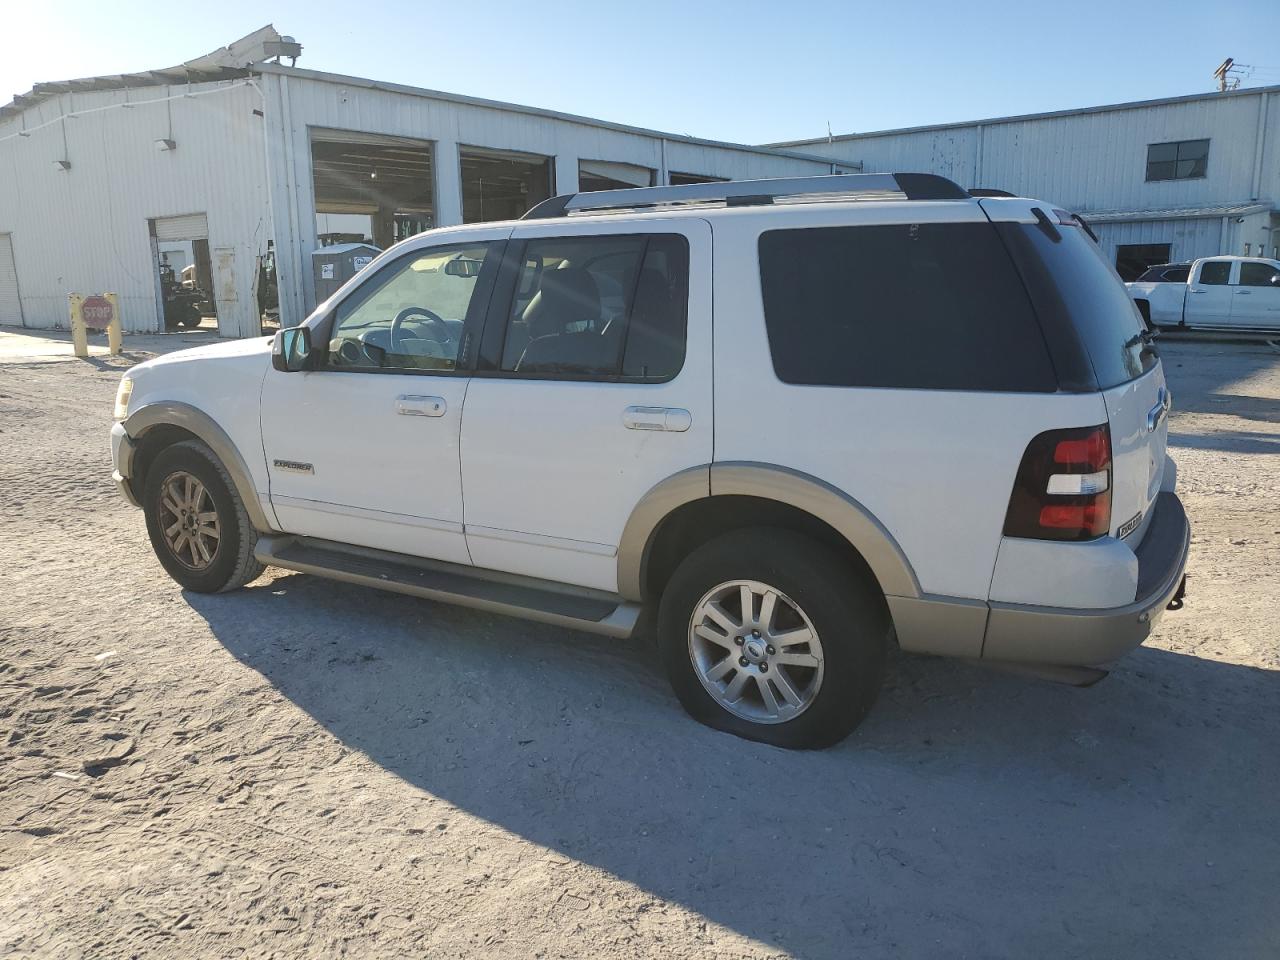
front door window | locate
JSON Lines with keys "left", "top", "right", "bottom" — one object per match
{"left": 326, "top": 241, "right": 498, "bottom": 372}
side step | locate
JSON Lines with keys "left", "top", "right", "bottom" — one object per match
{"left": 255, "top": 535, "right": 641, "bottom": 639}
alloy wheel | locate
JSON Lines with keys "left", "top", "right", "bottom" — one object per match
{"left": 157, "top": 470, "right": 220, "bottom": 570}
{"left": 688, "top": 579, "right": 825, "bottom": 724}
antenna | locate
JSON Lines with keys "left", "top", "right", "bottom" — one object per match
{"left": 1213, "top": 58, "right": 1251, "bottom": 92}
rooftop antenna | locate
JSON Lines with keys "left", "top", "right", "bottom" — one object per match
{"left": 1213, "top": 58, "right": 1250, "bottom": 92}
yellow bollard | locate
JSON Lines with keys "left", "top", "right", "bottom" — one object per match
{"left": 105, "top": 292, "right": 122, "bottom": 355}
{"left": 69, "top": 294, "right": 88, "bottom": 359}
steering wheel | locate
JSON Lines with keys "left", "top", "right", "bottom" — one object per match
{"left": 390, "top": 306, "right": 450, "bottom": 351}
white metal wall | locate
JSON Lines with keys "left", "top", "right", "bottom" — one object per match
{"left": 1091, "top": 217, "right": 1226, "bottom": 267}
{"left": 789, "top": 88, "right": 1279, "bottom": 215}
{"left": 257, "top": 68, "right": 841, "bottom": 326}
{"left": 0, "top": 80, "right": 270, "bottom": 336}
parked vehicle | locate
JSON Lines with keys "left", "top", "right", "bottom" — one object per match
{"left": 159, "top": 263, "right": 210, "bottom": 330}
{"left": 110, "top": 174, "right": 1190, "bottom": 749}
{"left": 1128, "top": 256, "right": 1280, "bottom": 332}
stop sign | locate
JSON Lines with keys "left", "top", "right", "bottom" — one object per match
{"left": 82, "top": 296, "right": 114, "bottom": 329}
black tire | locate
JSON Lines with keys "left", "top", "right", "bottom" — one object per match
{"left": 142, "top": 440, "right": 264, "bottom": 593}
{"left": 657, "top": 528, "right": 890, "bottom": 749}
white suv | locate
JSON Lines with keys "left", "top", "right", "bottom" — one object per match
{"left": 110, "top": 174, "right": 1190, "bottom": 749}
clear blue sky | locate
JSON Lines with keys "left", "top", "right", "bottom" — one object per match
{"left": 3, "top": 0, "right": 1279, "bottom": 144}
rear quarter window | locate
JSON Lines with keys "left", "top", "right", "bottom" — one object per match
{"left": 995, "top": 222, "right": 1157, "bottom": 390}
{"left": 757, "top": 223, "right": 1058, "bottom": 392}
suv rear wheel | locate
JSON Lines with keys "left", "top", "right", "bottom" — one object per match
{"left": 142, "top": 440, "right": 264, "bottom": 593}
{"left": 657, "top": 528, "right": 889, "bottom": 749}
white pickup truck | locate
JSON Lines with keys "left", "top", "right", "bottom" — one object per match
{"left": 1127, "top": 256, "right": 1280, "bottom": 332}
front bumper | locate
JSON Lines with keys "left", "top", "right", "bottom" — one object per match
{"left": 111, "top": 421, "right": 140, "bottom": 507}
{"left": 982, "top": 491, "right": 1190, "bottom": 667}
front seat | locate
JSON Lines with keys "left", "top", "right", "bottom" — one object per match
{"left": 517, "top": 268, "right": 612, "bottom": 373}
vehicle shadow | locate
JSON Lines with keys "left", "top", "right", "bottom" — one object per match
{"left": 188, "top": 572, "right": 1280, "bottom": 959}
{"left": 1169, "top": 430, "right": 1279, "bottom": 455}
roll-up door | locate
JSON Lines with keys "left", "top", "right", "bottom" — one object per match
{"left": 152, "top": 213, "right": 209, "bottom": 241}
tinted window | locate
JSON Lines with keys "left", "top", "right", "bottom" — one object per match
{"left": 327, "top": 241, "right": 498, "bottom": 372}
{"left": 498, "top": 234, "right": 688, "bottom": 381}
{"left": 1146, "top": 139, "right": 1209, "bottom": 181}
{"left": 757, "top": 223, "right": 1056, "bottom": 392}
{"left": 1135, "top": 264, "right": 1191, "bottom": 283}
{"left": 998, "top": 222, "right": 1155, "bottom": 390}
{"left": 1239, "top": 262, "right": 1280, "bottom": 287}
{"left": 1199, "top": 261, "right": 1231, "bottom": 285}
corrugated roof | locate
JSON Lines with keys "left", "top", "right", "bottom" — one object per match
{"left": 0, "top": 25, "right": 289, "bottom": 121}
{"left": 1082, "top": 202, "right": 1273, "bottom": 224}
{"left": 770, "top": 84, "right": 1280, "bottom": 148}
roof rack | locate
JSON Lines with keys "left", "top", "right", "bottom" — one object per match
{"left": 521, "top": 172, "right": 970, "bottom": 219}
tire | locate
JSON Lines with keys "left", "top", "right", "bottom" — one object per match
{"left": 657, "top": 528, "right": 890, "bottom": 749}
{"left": 142, "top": 440, "right": 264, "bottom": 593}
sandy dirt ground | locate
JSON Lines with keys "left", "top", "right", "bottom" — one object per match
{"left": 0, "top": 326, "right": 1277, "bottom": 959}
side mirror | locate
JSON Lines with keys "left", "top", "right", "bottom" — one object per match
{"left": 272, "top": 326, "right": 314, "bottom": 372}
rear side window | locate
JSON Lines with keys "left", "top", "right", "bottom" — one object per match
{"left": 496, "top": 233, "right": 688, "bottom": 381}
{"left": 1198, "top": 262, "right": 1231, "bottom": 285}
{"left": 758, "top": 223, "right": 1057, "bottom": 392}
{"left": 996, "top": 222, "right": 1156, "bottom": 390}
{"left": 1163, "top": 266, "right": 1190, "bottom": 282}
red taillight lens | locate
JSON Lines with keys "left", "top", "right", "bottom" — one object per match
{"left": 1005, "top": 425, "right": 1112, "bottom": 541}
{"left": 1053, "top": 432, "right": 1110, "bottom": 471}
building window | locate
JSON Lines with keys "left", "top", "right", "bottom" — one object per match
{"left": 460, "top": 146, "right": 554, "bottom": 223}
{"left": 1145, "top": 139, "right": 1209, "bottom": 182}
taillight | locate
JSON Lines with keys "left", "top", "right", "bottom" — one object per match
{"left": 1004, "top": 424, "right": 1112, "bottom": 541}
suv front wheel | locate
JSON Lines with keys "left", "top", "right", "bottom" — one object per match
{"left": 658, "top": 528, "right": 889, "bottom": 749}
{"left": 142, "top": 440, "right": 264, "bottom": 593}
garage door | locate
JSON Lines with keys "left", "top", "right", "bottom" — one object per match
{"left": 0, "top": 234, "right": 21, "bottom": 326}
{"left": 152, "top": 213, "right": 209, "bottom": 242}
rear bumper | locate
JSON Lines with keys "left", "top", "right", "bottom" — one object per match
{"left": 981, "top": 492, "right": 1190, "bottom": 666}
{"left": 111, "top": 421, "right": 140, "bottom": 508}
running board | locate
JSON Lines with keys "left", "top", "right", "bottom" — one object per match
{"left": 255, "top": 535, "right": 641, "bottom": 639}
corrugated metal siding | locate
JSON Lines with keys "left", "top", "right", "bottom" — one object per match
{"left": 800, "top": 89, "right": 1276, "bottom": 213}
{"left": 0, "top": 80, "right": 270, "bottom": 336}
{"left": 1092, "top": 217, "right": 1226, "bottom": 266}
{"left": 259, "top": 72, "right": 837, "bottom": 324}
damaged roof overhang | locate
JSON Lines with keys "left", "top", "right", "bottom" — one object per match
{"left": 0, "top": 25, "right": 299, "bottom": 122}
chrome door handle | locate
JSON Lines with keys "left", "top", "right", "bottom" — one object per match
{"left": 396, "top": 395, "right": 446, "bottom": 417}
{"left": 1234, "top": 289, "right": 1252, "bottom": 295}
{"left": 1146, "top": 386, "right": 1171, "bottom": 433}
{"left": 623, "top": 405, "right": 691, "bottom": 432}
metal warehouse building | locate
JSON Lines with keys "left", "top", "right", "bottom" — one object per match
{"left": 775, "top": 85, "right": 1280, "bottom": 280}
{"left": 0, "top": 27, "right": 851, "bottom": 337}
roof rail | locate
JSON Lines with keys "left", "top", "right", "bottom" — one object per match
{"left": 521, "top": 172, "right": 970, "bottom": 219}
